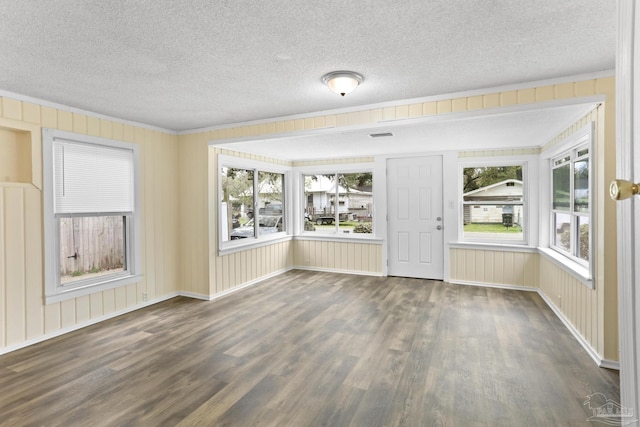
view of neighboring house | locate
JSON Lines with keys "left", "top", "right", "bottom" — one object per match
{"left": 304, "top": 175, "right": 373, "bottom": 220}
{"left": 463, "top": 179, "right": 523, "bottom": 226}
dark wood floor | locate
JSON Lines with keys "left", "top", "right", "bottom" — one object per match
{"left": 0, "top": 271, "right": 619, "bottom": 426}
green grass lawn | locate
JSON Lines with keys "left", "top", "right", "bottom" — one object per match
{"left": 464, "top": 223, "right": 522, "bottom": 233}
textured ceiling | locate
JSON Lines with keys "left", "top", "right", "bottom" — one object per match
{"left": 0, "top": 1, "right": 615, "bottom": 132}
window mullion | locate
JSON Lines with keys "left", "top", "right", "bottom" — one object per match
{"left": 253, "top": 168, "right": 259, "bottom": 239}
{"left": 335, "top": 173, "right": 339, "bottom": 233}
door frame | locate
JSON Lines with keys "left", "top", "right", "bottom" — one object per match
{"left": 616, "top": 0, "right": 640, "bottom": 418}
{"left": 375, "top": 151, "right": 458, "bottom": 281}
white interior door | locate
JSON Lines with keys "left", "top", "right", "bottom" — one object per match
{"left": 387, "top": 155, "right": 443, "bottom": 279}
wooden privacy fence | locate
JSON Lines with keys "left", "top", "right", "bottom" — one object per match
{"left": 59, "top": 216, "right": 124, "bottom": 276}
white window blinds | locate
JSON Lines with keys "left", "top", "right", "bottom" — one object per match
{"left": 53, "top": 139, "right": 134, "bottom": 214}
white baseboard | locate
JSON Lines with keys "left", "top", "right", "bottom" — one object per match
{"left": 449, "top": 279, "right": 619, "bottom": 370}
{"left": 0, "top": 292, "right": 180, "bottom": 356}
{"left": 449, "top": 279, "right": 539, "bottom": 293}
{"left": 294, "top": 265, "right": 384, "bottom": 277}
{"left": 179, "top": 267, "right": 295, "bottom": 302}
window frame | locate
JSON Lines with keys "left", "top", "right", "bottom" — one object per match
{"left": 458, "top": 160, "right": 529, "bottom": 245}
{"left": 42, "top": 129, "right": 142, "bottom": 304}
{"left": 297, "top": 164, "right": 375, "bottom": 239}
{"left": 217, "top": 154, "right": 291, "bottom": 253}
{"left": 550, "top": 141, "right": 592, "bottom": 268}
{"left": 538, "top": 122, "right": 594, "bottom": 285}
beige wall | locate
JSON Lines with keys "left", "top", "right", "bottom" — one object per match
{"left": 0, "top": 97, "right": 180, "bottom": 351}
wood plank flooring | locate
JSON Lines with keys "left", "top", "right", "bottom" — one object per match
{"left": 0, "top": 271, "right": 619, "bottom": 426}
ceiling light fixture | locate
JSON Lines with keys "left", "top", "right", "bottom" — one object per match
{"left": 322, "top": 71, "right": 364, "bottom": 96}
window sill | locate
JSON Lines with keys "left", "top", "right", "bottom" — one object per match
{"left": 219, "top": 233, "right": 292, "bottom": 256}
{"left": 538, "top": 247, "right": 593, "bottom": 288}
{"left": 46, "top": 274, "right": 143, "bottom": 304}
{"left": 294, "top": 234, "right": 383, "bottom": 244}
{"left": 449, "top": 241, "right": 537, "bottom": 253}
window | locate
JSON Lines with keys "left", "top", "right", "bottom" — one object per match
{"left": 219, "top": 156, "right": 287, "bottom": 248}
{"left": 42, "top": 129, "right": 141, "bottom": 303}
{"left": 461, "top": 165, "right": 525, "bottom": 243}
{"left": 551, "top": 145, "right": 590, "bottom": 265}
{"left": 303, "top": 172, "right": 373, "bottom": 235}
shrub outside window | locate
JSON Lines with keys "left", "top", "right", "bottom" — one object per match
{"left": 462, "top": 165, "right": 525, "bottom": 243}
{"left": 551, "top": 145, "right": 590, "bottom": 265}
{"left": 302, "top": 172, "right": 373, "bottom": 235}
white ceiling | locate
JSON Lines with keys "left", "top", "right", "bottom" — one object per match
{"left": 216, "top": 101, "right": 600, "bottom": 161}
{"left": 0, "top": 0, "right": 615, "bottom": 134}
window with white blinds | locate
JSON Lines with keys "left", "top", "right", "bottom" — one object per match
{"left": 42, "top": 129, "right": 142, "bottom": 304}
{"left": 53, "top": 140, "right": 134, "bottom": 214}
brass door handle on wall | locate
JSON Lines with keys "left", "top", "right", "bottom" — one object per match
{"left": 610, "top": 179, "right": 640, "bottom": 200}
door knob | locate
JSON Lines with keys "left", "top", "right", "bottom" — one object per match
{"left": 610, "top": 179, "right": 639, "bottom": 200}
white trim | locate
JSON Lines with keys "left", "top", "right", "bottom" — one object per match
{"left": 176, "top": 291, "right": 212, "bottom": 301}
{"left": 0, "top": 292, "right": 179, "bottom": 356}
{"left": 294, "top": 265, "right": 384, "bottom": 277}
{"left": 181, "top": 71, "right": 613, "bottom": 136}
{"left": 449, "top": 279, "right": 538, "bottom": 293}
{"left": 0, "top": 89, "right": 176, "bottom": 134}
{"left": 449, "top": 241, "right": 538, "bottom": 253}
{"left": 184, "top": 267, "right": 295, "bottom": 301}
{"left": 219, "top": 235, "right": 292, "bottom": 256}
{"left": 538, "top": 247, "right": 593, "bottom": 287}
{"left": 293, "top": 235, "right": 383, "bottom": 244}
{"left": 616, "top": 0, "right": 640, "bottom": 415}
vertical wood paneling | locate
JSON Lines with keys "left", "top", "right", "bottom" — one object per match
{"left": 5, "top": 187, "right": 25, "bottom": 345}
{"left": 43, "top": 303, "right": 60, "bottom": 333}
{"left": 76, "top": 295, "right": 90, "bottom": 323}
{"left": 90, "top": 293, "right": 103, "bottom": 319}
{"left": 493, "top": 252, "right": 504, "bottom": 283}
{"left": 24, "top": 188, "right": 43, "bottom": 339}
{"left": 60, "top": 299, "right": 76, "bottom": 328}
{"left": 476, "top": 251, "right": 485, "bottom": 282}
{"left": 0, "top": 188, "right": 5, "bottom": 346}
{"left": 114, "top": 287, "right": 127, "bottom": 311}
{"left": 215, "top": 256, "right": 223, "bottom": 294}
{"left": 126, "top": 283, "right": 137, "bottom": 306}
{"left": 103, "top": 289, "right": 115, "bottom": 314}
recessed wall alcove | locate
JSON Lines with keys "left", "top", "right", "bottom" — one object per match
{"left": 0, "top": 118, "right": 41, "bottom": 189}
